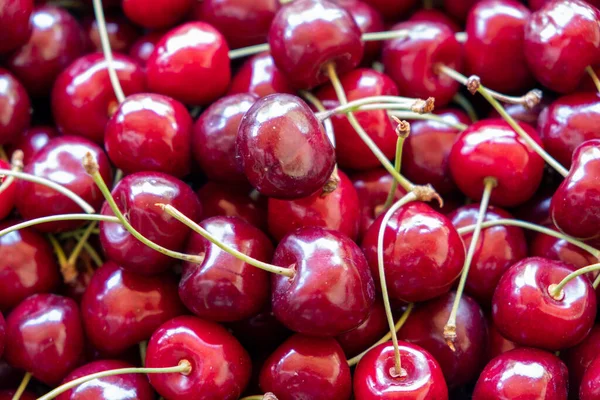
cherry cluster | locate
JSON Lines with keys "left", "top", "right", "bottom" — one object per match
{"left": 0, "top": 0, "right": 599, "bottom": 399}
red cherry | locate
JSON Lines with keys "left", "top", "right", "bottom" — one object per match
{"left": 581, "top": 356, "right": 600, "bottom": 399}
{"left": 0, "top": 360, "right": 23, "bottom": 390}
{"left": 6, "top": 126, "right": 58, "bottom": 165}
{"left": 0, "top": 159, "right": 16, "bottom": 220}
{"left": 530, "top": 0, "right": 600, "bottom": 8}
{"left": 228, "top": 52, "right": 295, "bottom": 98}
{"left": 0, "top": 391, "right": 35, "bottom": 400}
{"left": 409, "top": 9, "right": 461, "bottom": 32}
{"left": 362, "top": 0, "right": 416, "bottom": 21}
{"left": 335, "top": 298, "right": 387, "bottom": 358}
{"left": 227, "top": 305, "right": 291, "bottom": 355}
{"left": 443, "top": 0, "right": 481, "bottom": 22}
{"left": 530, "top": 225, "right": 598, "bottom": 270}
{"left": 0, "top": 0, "right": 33, "bottom": 54}
{"left": 84, "top": 14, "right": 139, "bottom": 53}
{"left": 0, "top": 68, "right": 30, "bottom": 145}
{"left": 123, "top": 0, "right": 194, "bottom": 29}
{"left": 562, "top": 325, "right": 600, "bottom": 399}
{"left": 128, "top": 31, "right": 164, "bottom": 65}
{"left": 486, "top": 319, "right": 519, "bottom": 362}
{"left": 0, "top": 313, "right": 5, "bottom": 359}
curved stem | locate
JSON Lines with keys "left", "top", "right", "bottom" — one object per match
{"left": 228, "top": 43, "right": 270, "bottom": 59}
{"left": 0, "top": 214, "right": 118, "bottom": 238}
{"left": 550, "top": 262, "right": 600, "bottom": 299}
{"left": 12, "top": 372, "right": 31, "bottom": 400}
{"left": 300, "top": 90, "right": 336, "bottom": 148}
{"left": 382, "top": 118, "right": 409, "bottom": 210}
{"left": 586, "top": 66, "right": 600, "bottom": 94}
{"left": 452, "top": 93, "right": 478, "bottom": 122}
{"left": 0, "top": 150, "right": 23, "bottom": 195}
{"left": 48, "top": 234, "right": 71, "bottom": 282}
{"left": 362, "top": 30, "right": 408, "bottom": 42}
{"left": 65, "top": 222, "right": 97, "bottom": 272}
{"left": 593, "top": 273, "right": 600, "bottom": 290}
{"left": 139, "top": 341, "right": 147, "bottom": 365}
{"left": 315, "top": 95, "right": 426, "bottom": 120}
{"left": 387, "top": 111, "right": 468, "bottom": 131}
{"left": 82, "top": 240, "right": 103, "bottom": 267}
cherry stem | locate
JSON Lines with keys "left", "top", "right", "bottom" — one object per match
{"left": 156, "top": 203, "right": 295, "bottom": 278}
{"left": 585, "top": 66, "right": 600, "bottom": 94}
{"left": 59, "top": 227, "right": 101, "bottom": 240}
{"left": 11, "top": 372, "right": 31, "bottom": 400}
{"left": 315, "top": 95, "right": 432, "bottom": 121}
{"left": 550, "top": 262, "right": 600, "bottom": 299}
{"left": 593, "top": 273, "right": 600, "bottom": 290}
{"left": 387, "top": 111, "right": 469, "bottom": 131}
{"left": 300, "top": 90, "right": 336, "bottom": 148}
{"left": 0, "top": 150, "right": 23, "bottom": 195}
{"left": 113, "top": 168, "right": 124, "bottom": 188}
{"left": 63, "top": 222, "right": 98, "bottom": 282}
{"left": 37, "top": 360, "right": 192, "bottom": 400}
{"left": 444, "top": 177, "right": 497, "bottom": 350}
{"left": 48, "top": 233, "right": 76, "bottom": 283}
{"left": 382, "top": 117, "right": 410, "bottom": 210}
{"left": 453, "top": 93, "right": 478, "bottom": 122}
{"left": 0, "top": 214, "right": 118, "bottom": 238}
{"left": 139, "top": 341, "right": 147, "bottom": 365}
{"left": 240, "top": 394, "right": 278, "bottom": 400}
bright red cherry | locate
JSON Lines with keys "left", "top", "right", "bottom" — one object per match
{"left": 128, "top": 31, "right": 164, "bottom": 65}
{"left": 581, "top": 356, "right": 600, "bottom": 400}
{"left": 0, "top": 0, "right": 33, "bottom": 54}
{"left": 335, "top": 298, "right": 387, "bottom": 358}
{"left": 6, "top": 126, "right": 58, "bottom": 165}
{"left": 123, "top": 0, "right": 194, "bottom": 29}
{"left": 530, "top": 225, "right": 598, "bottom": 270}
{"left": 84, "top": 14, "right": 139, "bottom": 53}
{"left": 486, "top": 319, "right": 519, "bottom": 362}
{"left": 228, "top": 52, "right": 295, "bottom": 98}
{"left": 530, "top": 0, "right": 600, "bottom": 8}
{"left": 0, "top": 68, "right": 30, "bottom": 145}
{"left": 0, "top": 159, "right": 16, "bottom": 220}
{"left": 562, "top": 325, "right": 600, "bottom": 399}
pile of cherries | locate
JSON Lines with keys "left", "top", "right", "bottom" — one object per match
{"left": 0, "top": 0, "right": 600, "bottom": 398}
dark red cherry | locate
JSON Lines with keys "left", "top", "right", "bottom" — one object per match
{"left": 449, "top": 204, "right": 528, "bottom": 305}
{"left": 0, "top": 359, "right": 23, "bottom": 390}
{"left": 123, "top": 0, "right": 194, "bottom": 29}
{"left": 443, "top": 0, "right": 481, "bottom": 22}
{"left": 105, "top": 93, "right": 192, "bottom": 178}
{"left": 84, "top": 14, "right": 139, "bottom": 53}
{"left": 227, "top": 305, "right": 291, "bottom": 354}
{"left": 147, "top": 22, "right": 230, "bottom": 105}
{"left": 362, "top": 202, "right": 465, "bottom": 303}
{"left": 449, "top": 119, "right": 545, "bottom": 207}
{"left": 267, "top": 169, "right": 360, "bottom": 241}
{"left": 362, "top": 0, "right": 416, "bottom": 21}
{"left": 260, "top": 334, "right": 351, "bottom": 400}
{"left": 382, "top": 21, "right": 462, "bottom": 107}
{"left": 5, "top": 294, "right": 83, "bottom": 385}
{"left": 0, "top": 313, "right": 4, "bottom": 359}
{"left": 0, "top": 391, "right": 35, "bottom": 400}
{"left": 228, "top": 52, "right": 295, "bottom": 98}
{"left": 493, "top": 257, "right": 596, "bottom": 350}
{"left": 146, "top": 315, "right": 251, "bottom": 399}
{"left": 271, "top": 227, "right": 375, "bottom": 336}
{"left": 399, "top": 291, "right": 487, "bottom": 388}
{"left": 513, "top": 185, "right": 554, "bottom": 227}
{"left": 0, "top": 159, "right": 16, "bottom": 220}
{"left": 581, "top": 356, "right": 600, "bottom": 400}
{"left": 56, "top": 360, "right": 154, "bottom": 400}
{"left": 530, "top": 0, "right": 600, "bottom": 8}
{"left": 236, "top": 93, "right": 335, "bottom": 199}
{"left": 192, "top": 93, "right": 257, "bottom": 183}
{"left": 81, "top": 261, "right": 184, "bottom": 356}
{"left": 316, "top": 68, "right": 400, "bottom": 170}
{"left": 0, "top": 0, "right": 33, "bottom": 54}
{"left": 353, "top": 341, "right": 449, "bottom": 400}
{"left": 268, "top": 0, "right": 364, "bottom": 89}
{"left": 486, "top": 319, "right": 519, "bottom": 362}
{"left": 0, "top": 68, "right": 30, "bottom": 146}
{"left": 15, "top": 136, "right": 112, "bottom": 232}
{"left": 524, "top": 0, "right": 600, "bottom": 93}
{"left": 6, "top": 126, "right": 58, "bottom": 165}
{"left": 335, "top": 298, "right": 387, "bottom": 358}
{"left": 6, "top": 6, "right": 86, "bottom": 98}
{"left": 550, "top": 139, "right": 600, "bottom": 239}
{"left": 99, "top": 172, "right": 201, "bottom": 274}
{"left": 488, "top": 96, "right": 552, "bottom": 127}
{"left": 52, "top": 53, "right": 146, "bottom": 144}
{"left": 530, "top": 225, "right": 598, "bottom": 270}
{"left": 128, "top": 31, "right": 164, "bottom": 65}
{"left": 562, "top": 325, "right": 600, "bottom": 399}
{"left": 410, "top": 9, "right": 461, "bottom": 32}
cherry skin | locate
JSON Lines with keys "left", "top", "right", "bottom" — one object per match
{"left": 562, "top": 325, "right": 600, "bottom": 399}
{"left": 56, "top": 360, "right": 154, "bottom": 400}
{"left": 0, "top": 360, "right": 23, "bottom": 390}
{"left": 581, "top": 356, "right": 600, "bottom": 400}
{"left": 146, "top": 315, "right": 251, "bottom": 399}
{"left": 443, "top": 0, "right": 480, "bottom": 22}
{"left": 84, "top": 14, "right": 139, "bottom": 54}
{"left": 335, "top": 298, "right": 387, "bottom": 358}
{"left": 473, "top": 348, "right": 568, "bottom": 400}
{"left": 271, "top": 227, "right": 375, "bottom": 336}
{"left": 0, "top": 313, "right": 4, "bottom": 359}
{"left": 524, "top": 0, "right": 600, "bottom": 93}
{"left": 492, "top": 257, "right": 596, "bottom": 350}
{"left": 128, "top": 31, "right": 164, "bottom": 65}
{"left": 449, "top": 119, "right": 545, "bottom": 207}
{"left": 316, "top": 68, "right": 400, "bottom": 171}
{"left": 353, "top": 341, "right": 448, "bottom": 400}
{"left": 362, "top": 202, "right": 465, "bottom": 303}
{"left": 362, "top": 0, "right": 416, "bottom": 21}
{"left": 227, "top": 304, "right": 291, "bottom": 355}
{"left": 228, "top": 52, "right": 295, "bottom": 98}
{"left": 530, "top": 0, "right": 600, "bottom": 8}
{"left": 123, "top": 0, "right": 194, "bottom": 29}
{"left": 99, "top": 171, "right": 201, "bottom": 275}
{"left": 0, "top": 391, "right": 36, "bottom": 400}
{"left": 5, "top": 294, "right": 83, "bottom": 385}
{"left": 550, "top": 139, "right": 600, "bottom": 239}
{"left": 267, "top": 169, "right": 360, "bottom": 241}
{"left": 486, "top": 319, "right": 519, "bottom": 362}
{"left": 0, "top": 159, "right": 16, "bottom": 220}
{"left": 105, "top": 93, "right": 193, "bottom": 178}
{"left": 146, "top": 22, "right": 230, "bottom": 105}
{"left": 192, "top": 93, "right": 257, "bottom": 183}
{"left": 382, "top": 21, "right": 462, "bottom": 107}
{"left": 52, "top": 53, "right": 146, "bottom": 144}
{"left": 0, "top": 68, "right": 30, "bottom": 145}
{"left": 259, "top": 334, "right": 352, "bottom": 400}
{"left": 530, "top": 225, "right": 598, "bottom": 270}
{"left": 6, "top": 126, "right": 58, "bottom": 165}
{"left": 409, "top": 9, "right": 461, "bottom": 32}
{"left": 268, "top": 0, "right": 364, "bottom": 89}
{"left": 236, "top": 93, "right": 335, "bottom": 199}
{"left": 0, "top": 0, "right": 32, "bottom": 54}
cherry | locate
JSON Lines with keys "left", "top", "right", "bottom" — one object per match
{"left": 581, "top": 356, "right": 600, "bottom": 400}
{"left": 335, "top": 298, "right": 388, "bottom": 358}
{"left": 0, "top": 313, "right": 4, "bottom": 359}
{"left": 227, "top": 305, "right": 291, "bottom": 355}
{"left": 259, "top": 334, "right": 351, "bottom": 400}
{"left": 550, "top": 139, "right": 600, "bottom": 239}
{"left": 105, "top": 93, "right": 193, "bottom": 178}
{"left": 362, "top": 0, "right": 416, "bottom": 21}
{"left": 146, "top": 315, "right": 251, "bottom": 399}
{"left": 268, "top": 0, "right": 364, "bottom": 89}
{"left": 5, "top": 294, "right": 83, "bottom": 385}
{"left": 0, "top": 159, "right": 17, "bottom": 221}
{"left": 513, "top": 185, "right": 554, "bottom": 227}
{"left": 362, "top": 202, "right": 465, "bottom": 303}
{"left": 353, "top": 341, "right": 448, "bottom": 399}
{"left": 0, "top": 68, "right": 30, "bottom": 146}
{"left": 146, "top": 22, "right": 230, "bottom": 105}
{"left": 228, "top": 52, "right": 295, "bottom": 98}
{"left": 99, "top": 171, "right": 201, "bottom": 275}
{"left": 52, "top": 53, "right": 146, "bottom": 144}
{"left": 192, "top": 93, "right": 257, "bottom": 183}
{"left": 0, "top": 0, "right": 33, "bottom": 54}
{"left": 443, "top": 0, "right": 480, "bottom": 22}
{"left": 0, "top": 360, "right": 23, "bottom": 390}
{"left": 128, "top": 31, "right": 164, "bottom": 65}
{"left": 473, "top": 348, "right": 569, "bottom": 400}
{"left": 530, "top": 0, "right": 600, "bottom": 8}
{"left": 84, "top": 14, "right": 139, "bottom": 54}
{"left": 486, "top": 319, "right": 519, "bottom": 362}
{"left": 530, "top": 225, "right": 598, "bottom": 270}
{"left": 236, "top": 93, "right": 335, "bottom": 199}
{"left": 562, "top": 325, "right": 600, "bottom": 399}
{"left": 0, "top": 391, "right": 36, "bottom": 400}
{"left": 409, "top": 9, "right": 461, "bottom": 32}
{"left": 524, "top": 0, "right": 600, "bottom": 93}
{"left": 492, "top": 257, "right": 596, "bottom": 350}
{"left": 488, "top": 97, "right": 552, "bottom": 127}
{"left": 6, "top": 126, "right": 58, "bottom": 165}
{"left": 382, "top": 21, "right": 462, "bottom": 107}
{"left": 123, "top": 0, "right": 194, "bottom": 29}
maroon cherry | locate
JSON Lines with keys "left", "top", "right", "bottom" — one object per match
{"left": 362, "top": 0, "right": 416, "bottom": 21}
{"left": 410, "top": 9, "right": 461, "bottom": 32}
{"left": 0, "top": 159, "right": 16, "bottom": 220}
{"left": 0, "top": 313, "right": 4, "bottom": 359}
{"left": 6, "top": 126, "right": 58, "bottom": 165}
{"left": 268, "top": 0, "right": 364, "bottom": 89}
{"left": 123, "top": 0, "right": 194, "bottom": 29}
{"left": 486, "top": 319, "right": 519, "bottom": 362}
{"left": 146, "top": 315, "right": 251, "bottom": 399}
{"left": 443, "top": 0, "right": 480, "bottom": 22}
{"left": 0, "top": 0, "right": 33, "bottom": 54}
{"left": 0, "top": 360, "right": 23, "bottom": 390}
{"left": 335, "top": 298, "right": 387, "bottom": 358}
{"left": 581, "top": 356, "right": 600, "bottom": 400}
{"left": 128, "top": 31, "right": 164, "bottom": 65}
{"left": 0, "top": 391, "right": 35, "bottom": 400}
{"left": 259, "top": 334, "right": 351, "bottom": 400}
{"left": 530, "top": 0, "right": 600, "bottom": 8}
{"left": 236, "top": 93, "right": 335, "bottom": 199}
{"left": 228, "top": 52, "right": 295, "bottom": 98}
{"left": 227, "top": 305, "right": 291, "bottom": 355}
{"left": 530, "top": 225, "right": 598, "bottom": 270}
{"left": 0, "top": 68, "right": 30, "bottom": 145}
{"left": 84, "top": 14, "right": 139, "bottom": 54}
{"left": 488, "top": 96, "right": 552, "bottom": 127}
{"left": 562, "top": 325, "right": 600, "bottom": 399}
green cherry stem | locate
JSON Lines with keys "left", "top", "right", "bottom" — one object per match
{"left": 81, "top": 239, "right": 103, "bottom": 267}
{"left": 381, "top": 117, "right": 410, "bottom": 210}
{"left": 139, "top": 341, "right": 148, "bottom": 365}
{"left": 593, "top": 273, "right": 600, "bottom": 290}
{"left": 550, "top": 262, "right": 600, "bottom": 300}
{"left": 0, "top": 150, "right": 23, "bottom": 195}
{"left": 300, "top": 90, "right": 336, "bottom": 148}
{"left": 452, "top": 93, "right": 478, "bottom": 122}
{"left": 585, "top": 66, "right": 600, "bottom": 94}
{"left": 12, "top": 372, "right": 31, "bottom": 400}
{"left": 0, "top": 214, "right": 118, "bottom": 238}
{"left": 240, "top": 394, "right": 278, "bottom": 400}
{"left": 387, "top": 111, "right": 469, "bottom": 131}
{"left": 63, "top": 222, "right": 98, "bottom": 281}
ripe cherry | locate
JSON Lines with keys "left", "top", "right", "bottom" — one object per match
{"left": 123, "top": 0, "right": 194, "bottom": 29}
{"left": 410, "top": 9, "right": 461, "bottom": 32}
{"left": 0, "top": 391, "right": 35, "bottom": 400}
{"left": 0, "top": 0, "right": 33, "bottom": 54}
{"left": 336, "top": 298, "right": 388, "bottom": 358}
{"left": 362, "top": 0, "right": 416, "bottom": 21}
{"left": 0, "top": 159, "right": 17, "bottom": 220}
{"left": 562, "top": 325, "right": 600, "bottom": 399}
{"left": 128, "top": 31, "right": 164, "bottom": 65}
{"left": 0, "top": 313, "right": 4, "bottom": 359}
{"left": 227, "top": 305, "right": 291, "bottom": 355}
{"left": 0, "top": 68, "right": 30, "bottom": 146}
{"left": 443, "top": 0, "right": 480, "bottom": 22}
{"left": 84, "top": 14, "right": 139, "bottom": 54}
{"left": 580, "top": 353, "right": 600, "bottom": 399}
{"left": 530, "top": 225, "right": 598, "bottom": 270}
{"left": 486, "top": 319, "right": 519, "bottom": 362}
{"left": 6, "top": 126, "right": 58, "bottom": 165}
{"left": 228, "top": 52, "right": 295, "bottom": 98}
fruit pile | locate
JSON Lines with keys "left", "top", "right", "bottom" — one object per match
{"left": 0, "top": 0, "right": 599, "bottom": 398}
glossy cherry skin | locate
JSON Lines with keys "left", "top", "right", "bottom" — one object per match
{"left": 362, "top": 0, "right": 416, "bottom": 21}
{"left": 530, "top": 226, "right": 598, "bottom": 270}
{"left": 486, "top": 320, "right": 519, "bottom": 362}
{"left": 128, "top": 31, "right": 164, "bottom": 65}
{"left": 335, "top": 298, "right": 387, "bottom": 358}
{"left": 56, "top": 360, "right": 154, "bottom": 400}
{"left": 449, "top": 205, "right": 527, "bottom": 305}
{"left": 236, "top": 94, "right": 335, "bottom": 199}
{"left": 271, "top": 227, "right": 375, "bottom": 336}
{"left": 123, "top": 0, "right": 194, "bottom": 29}
{"left": 267, "top": 170, "right": 360, "bottom": 241}
{"left": 0, "top": 159, "right": 16, "bottom": 220}
{"left": 260, "top": 334, "right": 351, "bottom": 400}
{"left": 99, "top": 172, "right": 201, "bottom": 275}
{"left": 81, "top": 261, "right": 184, "bottom": 356}
{"left": 493, "top": 257, "right": 596, "bottom": 350}
{"left": 382, "top": 21, "right": 462, "bottom": 107}
{"left": 6, "top": 126, "right": 58, "bottom": 165}
{"left": 84, "top": 14, "right": 139, "bottom": 54}
{"left": 449, "top": 119, "right": 545, "bottom": 207}
{"left": 551, "top": 139, "right": 600, "bottom": 239}
{"left": 353, "top": 341, "right": 448, "bottom": 400}
{"left": 316, "top": 68, "right": 400, "bottom": 170}
{"left": 146, "top": 315, "right": 251, "bottom": 399}
{"left": 0, "top": 68, "right": 31, "bottom": 146}
{"left": 581, "top": 356, "right": 600, "bottom": 399}
{"left": 105, "top": 93, "right": 192, "bottom": 178}
{"left": 5, "top": 294, "right": 83, "bottom": 385}
{"left": 228, "top": 52, "right": 295, "bottom": 98}
{"left": 52, "top": 53, "right": 146, "bottom": 144}
{"left": 192, "top": 93, "right": 257, "bottom": 183}
{"left": 524, "top": 0, "right": 600, "bottom": 93}
{"left": 0, "top": 0, "right": 32, "bottom": 54}
{"left": 537, "top": 93, "right": 600, "bottom": 169}
{"left": 562, "top": 325, "right": 600, "bottom": 399}
{"left": 6, "top": 6, "right": 86, "bottom": 98}
{"left": 268, "top": 0, "right": 364, "bottom": 89}
{"left": 362, "top": 202, "right": 465, "bottom": 303}
{"left": 147, "top": 22, "right": 230, "bottom": 105}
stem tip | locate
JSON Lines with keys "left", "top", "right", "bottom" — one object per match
{"left": 548, "top": 283, "right": 565, "bottom": 301}
{"left": 466, "top": 75, "right": 481, "bottom": 95}
{"left": 83, "top": 152, "right": 98, "bottom": 175}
